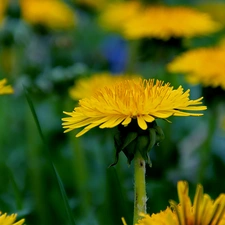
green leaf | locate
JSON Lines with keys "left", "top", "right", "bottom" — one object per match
{"left": 24, "top": 87, "right": 76, "bottom": 225}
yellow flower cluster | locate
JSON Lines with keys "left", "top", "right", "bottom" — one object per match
{"left": 99, "top": 2, "right": 221, "bottom": 40}
{"left": 0, "top": 212, "right": 25, "bottom": 225}
{"left": 62, "top": 78, "right": 206, "bottom": 137}
{"left": 167, "top": 47, "right": 225, "bottom": 89}
{"left": 0, "top": 79, "right": 14, "bottom": 95}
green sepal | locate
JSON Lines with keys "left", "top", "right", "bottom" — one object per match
{"left": 154, "top": 125, "right": 165, "bottom": 142}
{"left": 121, "top": 132, "right": 138, "bottom": 150}
{"left": 110, "top": 131, "right": 138, "bottom": 167}
{"left": 136, "top": 132, "right": 154, "bottom": 167}
{"left": 111, "top": 120, "right": 165, "bottom": 166}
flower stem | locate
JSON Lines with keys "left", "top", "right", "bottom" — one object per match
{"left": 133, "top": 151, "right": 147, "bottom": 225}
{"left": 126, "top": 40, "right": 139, "bottom": 74}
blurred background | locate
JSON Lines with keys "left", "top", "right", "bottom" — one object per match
{"left": 1, "top": 0, "right": 225, "bottom": 224}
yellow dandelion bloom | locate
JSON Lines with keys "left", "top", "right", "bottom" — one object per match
{"left": 135, "top": 180, "right": 225, "bottom": 225}
{"left": 98, "top": 1, "right": 142, "bottom": 32}
{"left": 124, "top": 5, "right": 221, "bottom": 40}
{"left": 62, "top": 78, "right": 206, "bottom": 137}
{"left": 20, "top": 0, "right": 76, "bottom": 30}
{"left": 0, "top": 79, "right": 14, "bottom": 95}
{"left": 69, "top": 73, "right": 139, "bottom": 100}
{"left": 167, "top": 47, "right": 225, "bottom": 89}
{"left": 0, "top": 212, "right": 25, "bottom": 225}
{"left": 134, "top": 208, "right": 175, "bottom": 225}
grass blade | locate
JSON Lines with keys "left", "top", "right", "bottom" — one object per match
{"left": 24, "top": 87, "right": 76, "bottom": 225}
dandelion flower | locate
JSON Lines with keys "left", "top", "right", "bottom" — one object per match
{"left": 98, "top": 1, "right": 142, "bottom": 33}
{"left": 20, "top": 0, "right": 76, "bottom": 30}
{"left": 62, "top": 78, "right": 206, "bottom": 137}
{"left": 124, "top": 5, "right": 221, "bottom": 40}
{"left": 0, "top": 212, "right": 25, "bottom": 225}
{"left": 167, "top": 47, "right": 225, "bottom": 89}
{"left": 0, "top": 79, "right": 14, "bottom": 95}
{"left": 135, "top": 180, "right": 225, "bottom": 225}
{"left": 69, "top": 73, "right": 139, "bottom": 100}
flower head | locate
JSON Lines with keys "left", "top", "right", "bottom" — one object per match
{"left": 0, "top": 212, "right": 25, "bottom": 225}
{"left": 20, "top": 0, "right": 76, "bottom": 30}
{"left": 69, "top": 73, "right": 139, "bottom": 100}
{"left": 62, "top": 78, "right": 206, "bottom": 137}
{"left": 99, "top": 3, "right": 221, "bottom": 40}
{"left": 0, "top": 79, "right": 14, "bottom": 95}
{"left": 135, "top": 181, "right": 225, "bottom": 225}
{"left": 167, "top": 47, "right": 225, "bottom": 89}
{"left": 123, "top": 5, "right": 221, "bottom": 40}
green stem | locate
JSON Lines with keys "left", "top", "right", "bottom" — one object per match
{"left": 126, "top": 40, "right": 140, "bottom": 74}
{"left": 133, "top": 151, "right": 147, "bottom": 225}
{"left": 198, "top": 108, "right": 217, "bottom": 181}
{"left": 70, "top": 135, "right": 90, "bottom": 216}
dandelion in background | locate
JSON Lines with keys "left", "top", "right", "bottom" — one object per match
{"left": 0, "top": 79, "right": 14, "bottom": 95}
{"left": 0, "top": 211, "right": 25, "bottom": 225}
{"left": 167, "top": 47, "right": 225, "bottom": 89}
{"left": 20, "top": 0, "right": 76, "bottom": 30}
{"left": 62, "top": 78, "right": 206, "bottom": 224}
{"left": 124, "top": 5, "right": 221, "bottom": 40}
{"left": 131, "top": 180, "right": 225, "bottom": 225}
{"left": 69, "top": 73, "right": 139, "bottom": 100}
{"left": 98, "top": 3, "right": 221, "bottom": 40}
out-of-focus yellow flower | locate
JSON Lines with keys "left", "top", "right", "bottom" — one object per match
{"left": 0, "top": 0, "right": 8, "bottom": 24}
{"left": 62, "top": 78, "right": 206, "bottom": 137}
{"left": 20, "top": 0, "right": 76, "bottom": 30}
{"left": 0, "top": 79, "right": 14, "bottom": 95}
{"left": 132, "top": 181, "right": 225, "bottom": 225}
{"left": 99, "top": 3, "right": 221, "bottom": 40}
{"left": 124, "top": 5, "right": 221, "bottom": 40}
{"left": 0, "top": 211, "right": 25, "bottom": 225}
{"left": 69, "top": 73, "right": 139, "bottom": 100}
{"left": 196, "top": 2, "right": 225, "bottom": 26}
{"left": 167, "top": 47, "right": 225, "bottom": 89}
{"left": 98, "top": 1, "right": 142, "bottom": 33}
